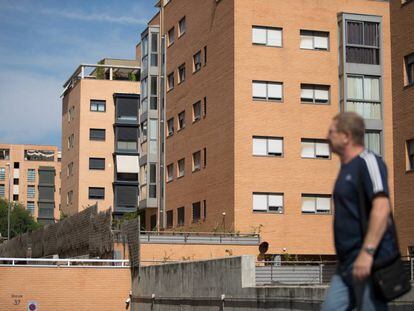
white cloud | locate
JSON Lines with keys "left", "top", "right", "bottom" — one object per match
{"left": 0, "top": 70, "right": 61, "bottom": 145}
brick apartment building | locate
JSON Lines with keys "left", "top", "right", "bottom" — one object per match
{"left": 60, "top": 59, "right": 140, "bottom": 218}
{"left": 60, "top": 0, "right": 395, "bottom": 256}
{"left": 137, "top": 0, "right": 393, "bottom": 255}
{"left": 0, "top": 144, "right": 61, "bottom": 224}
{"left": 390, "top": 0, "right": 414, "bottom": 256}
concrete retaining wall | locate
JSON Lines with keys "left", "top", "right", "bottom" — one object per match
{"left": 133, "top": 256, "right": 414, "bottom": 311}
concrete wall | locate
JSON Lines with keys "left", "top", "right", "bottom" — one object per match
{"left": 133, "top": 256, "right": 414, "bottom": 311}
{"left": 0, "top": 266, "right": 130, "bottom": 311}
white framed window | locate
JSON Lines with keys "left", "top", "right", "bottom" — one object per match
{"left": 252, "top": 137, "right": 283, "bottom": 156}
{"left": 193, "top": 51, "right": 201, "bottom": 72}
{"left": 192, "top": 151, "right": 201, "bottom": 172}
{"left": 346, "top": 75, "right": 381, "bottom": 120}
{"left": 301, "top": 194, "right": 332, "bottom": 214}
{"left": 90, "top": 100, "right": 106, "bottom": 112}
{"left": 253, "top": 193, "right": 284, "bottom": 213}
{"left": 252, "top": 26, "right": 282, "bottom": 47}
{"left": 300, "top": 30, "right": 329, "bottom": 50}
{"left": 178, "top": 111, "right": 185, "bottom": 130}
{"left": 178, "top": 63, "right": 186, "bottom": 84}
{"left": 193, "top": 101, "right": 201, "bottom": 122}
{"left": 167, "top": 118, "right": 174, "bottom": 137}
{"left": 167, "top": 72, "right": 174, "bottom": 91}
{"left": 301, "top": 84, "right": 330, "bottom": 104}
{"left": 27, "top": 201, "right": 35, "bottom": 215}
{"left": 252, "top": 81, "right": 283, "bottom": 101}
{"left": 301, "top": 139, "right": 331, "bottom": 159}
{"left": 168, "top": 27, "right": 175, "bottom": 46}
{"left": 0, "top": 168, "right": 5, "bottom": 181}
{"left": 407, "top": 139, "right": 414, "bottom": 171}
{"left": 178, "top": 158, "right": 185, "bottom": 177}
{"left": 405, "top": 53, "right": 414, "bottom": 86}
{"left": 27, "top": 185, "right": 35, "bottom": 199}
{"left": 0, "top": 184, "right": 5, "bottom": 197}
{"left": 27, "top": 169, "right": 36, "bottom": 182}
{"left": 167, "top": 164, "right": 174, "bottom": 182}
{"left": 178, "top": 17, "right": 186, "bottom": 37}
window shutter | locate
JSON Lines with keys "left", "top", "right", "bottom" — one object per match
{"left": 301, "top": 86, "right": 314, "bottom": 101}
{"left": 268, "top": 194, "right": 283, "bottom": 209}
{"left": 253, "top": 138, "right": 267, "bottom": 155}
{"left": 253, "top": 194, "right": 267, "bottom": 211}
{"left": 252, "top": 27, "right": 267, "bottom": 44}
{"left": 268, "top": 138, "right": 283, "bottom": 155}
{"left": 267, "top": 29, "right": 282, "bottom": 47}
{"left": 316, "top": 142, "right": 330, "bottom": 157}
{"left": 316, "top": 197, "right": 331, "bottom": 211}
{"left": 267, "top": 83, "right": 282, "bottom": 100}
{"left": 314, "top": 35, "right": 328, "bottom": 49}
{"left": 116, "top": 155, "right": 139, "bottom": 173}
{"left": 302, "top": 197, "right": 316, "bottom": 213}
{"left": 252, "top": 82, "right": 267, "bottom": 99}
{"left": 300, "top": 35, "right": 313, "bottom": 49}
{"left": 301, "top": 142, "right": 315, "bottom": 158}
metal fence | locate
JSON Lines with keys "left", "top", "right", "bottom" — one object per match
{"left": 256, "top": 258, "right": 414, "bottom": 285}
{"left": 0, "top": 257, "right": 129, "bottom": 268}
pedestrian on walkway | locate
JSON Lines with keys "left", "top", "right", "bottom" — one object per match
{"left": 322, "top": 112, "right": 399, "bottom": 311}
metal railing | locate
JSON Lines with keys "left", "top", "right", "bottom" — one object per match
{"left": 0, "top": 257, "right": 129, "bottom": 268}
{"left": 256, "top": 258, "right": 414, "bottom": 285}
{"left": 138, "top": 231, "right": 260, "bottom": 245}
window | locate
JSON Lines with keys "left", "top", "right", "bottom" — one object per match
{"left": 167, "top": 72, "right": 174, "bottom": 91}
{"left": 0, "top": 184, "right": 4, "bottom": 197}
{"left": 253, "top": 137, "right": 283, "bottom": 156}
{"left": 115, "top": 185, "right": 138, "bottom": 209}
{"left": 192, "top": 202, "right": 201, "bottom": 222}
{"left": 89, "top": 158, "right": 105, "bottom": 170}
{"left": 116, "top": 97, "right": 138, "bottom": 121}
{"left": 150, "top": 76, "right": 158, "bottom": 109}
{"left": 301, "top": 195, "right": 332, "bottom": 214}
{"left": 193, "top": 101, "right": 201, "bottom": 121}
{"left": 407, "top": 139, "right": 414, "bottom": 171}
{"left": 27, "top": 201, "right": 35, "bottom": 215}
{"left": 27, "top": 186, "right": 35, "bottom": 199}
{"left": 301, "top": 84, "right": 330, "bottom": 104}
{"left": 68, "top": 162, "right": 73, "bottom": 177}
{"left": 252, "top": 81, "right": 283, "bottom": 101}
{"left": 300, "top": 30, "right": 329, "bottom": 50}
{"left": 89, "top": 129, "right": 106, "bottom": 141}
{"left": 178, "top": 17, "right": 186, "bottom": 37}
{"left": 90, "top": 100, "right": 106, "bottom": 112}
{"left": 166, "top": 210, "right": 173, "bottom": 228}
{"left": 168, "top": 27, "right": 175, "bottom": 46}
{"left": 203, "top": 97, "right": 207, "bottom": 117}
{"left": 204, "top": 46, "right": 207, "bottom": 66}
{"left": 27, "top": 169, "right": 35, "bottom": 182}
{"left": 178, "top": 158, "right": 185, "bottom": 177}
{"left": 141, "top": 121, "right": 148, "bottom": 141}
{"left": 404, "top": 53, "right": 414, "bottom": 86}
{"left": 0, "top": 149, "right": 9, "bottom": 160}
{"left": 13, "top": 194, "right": 18, "bottom": 201}
{"left": 149, "top": 163, "right": 157, "bottom": 198}
{"left": 178, "top": 111, "right": 185, "bottom": 130}
{"left": 167, "top": 163, "right": 174, "bottom": 182}
{"left": 167, "top": 118, "right": 174, "bottom": 136}
{"left": 88, "top": 187, "right": 105, "bottom": 200}
{"left": 68, "top": 106, "right": 75, "bottom": 122}
{"left": 301, "top": 139, "right": 331, "bottom": 159}
{"left": 365, "top": 131, "right": 381, "bottom": 155}
{"left": 192, "top": 151, "right": 201, "bottom": 172}
{"left": 67, "top": 190, "right": 73, "bottom": 205}
{"left": 252, "top": 26, "right": 282, "bottom": 47}
{"left": 346, "top": 75, "right": 381, "bottom": 119}
{"left": 193, "top": 51, "right": 201, "bottom": 72}
{"left": 116, "top": 127, "right": 138, "bottom": 151}
{"left": 346, "top": 21, "right": 379, "bottom": 65}
{"left": 203, "top": 200, "right": 207, "bottom": 221}
{"left": 150, "top": 33, "right": 158, "bottom": 67}
{"left": 13, "top": 178, "right": 19, "bottom": 185}
{"left": 68, "top": 134, "right": 74, "bottom": 150}
{"left": 150, "top": 214, "right": 157, "bottom": 231}
{"left": 0, "top": 168, "right": 5, "bottom": 181}
{"left": 178, "top": 64, "right": 186, "bottom": 84}
{"left": 253, "top": 193, "right": 284, "bottom": 213}
{"left": 203, "top": 148, "right": 207, "bottom": 167}
{"left": 177, "top": 206, "right": 185, "bottom": 226}
{"left": 14, "top": 162, "right": 19, "bottom": 169}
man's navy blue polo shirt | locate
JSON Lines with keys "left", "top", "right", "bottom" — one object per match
{"left": 333, "top": 150, "right": 399, "bottom": 269}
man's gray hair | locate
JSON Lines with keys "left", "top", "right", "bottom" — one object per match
{"left": 333, "top": 112, "right": 365, "bottom": 146}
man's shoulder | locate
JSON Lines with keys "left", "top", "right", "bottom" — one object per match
{"left": 358, "top": 150, "right": 386, "bottom": 171}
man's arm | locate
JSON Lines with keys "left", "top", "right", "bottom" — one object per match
{"left": 353, "top": 196, "right": 390, "bottom": 281}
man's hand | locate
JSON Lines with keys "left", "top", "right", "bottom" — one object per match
{"left": 353, "top": 251, "right": 374, "bottom": 281}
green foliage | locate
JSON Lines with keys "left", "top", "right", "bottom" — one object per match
{"left": 0, "top": 198, "right": 42, "bottom": 239}
{"left": 128, "top": 72, "right": 138, "bottom": 81}
{"left": 96, "top": 60, "right": 105, "bottom": 80}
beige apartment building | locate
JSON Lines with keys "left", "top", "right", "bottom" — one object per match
{"left": 61, "top": 59, "right": 140, "bottom": 218}
{"left": 391, "top": 0, "right": 414, "bottom": 255}
{"left": 137, "top": 0, "right": 394, "bottom": 256}
{"left": 0, "top": 144, "right": 61, "bottom": 224}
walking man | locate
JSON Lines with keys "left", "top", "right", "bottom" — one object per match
{"left": 323, "top": 112, "right": 399, "bottom": 311}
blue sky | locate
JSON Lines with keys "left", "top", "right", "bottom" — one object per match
{"left": 0, "top": 0, "right": 157, "bottom": 148}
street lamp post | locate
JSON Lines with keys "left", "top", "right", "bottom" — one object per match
{"left": 6, "top": 163, "right": 11, "bottom": 240}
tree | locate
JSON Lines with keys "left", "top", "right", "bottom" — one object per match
{"left": 0, "top": 198, "right": 42, "bottom": 239}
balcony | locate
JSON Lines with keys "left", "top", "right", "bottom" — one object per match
{"left": 62, "top": 62, "right": 140, "bottom": 96}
